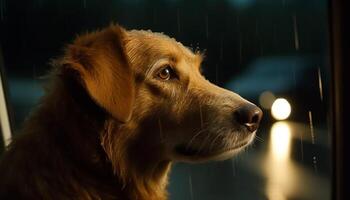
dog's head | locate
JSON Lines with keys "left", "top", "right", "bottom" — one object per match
{"left": 63, "top": 25, "right": 262, "bottom": 165}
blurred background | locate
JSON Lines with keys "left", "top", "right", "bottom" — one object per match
{"left": 0, "top": 0, "right": 331, "bottom": 199}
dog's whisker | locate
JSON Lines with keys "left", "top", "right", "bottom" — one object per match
{"left": 209, "top": 132, "right": 222, "bottom": 151}
{"left": 196, "top": 129, "right": 214, "bottom": 154}
{"left": 186, "top": 128, "right": 207, "bottom": 150}
{"left": 185, "top": 120, "right": 212, "bottom": 150}
{"left": 254, "top": 135, "right": 264, "bottom": 142}
{"left": 231, "top": 133, "right": 238, "bottom": 147}
{"left": 209, "top": 127, "right": 226, "bottom": 151}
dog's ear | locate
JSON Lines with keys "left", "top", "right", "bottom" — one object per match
{"left": 63, "top": 25, "right": 134, "bottom": 123}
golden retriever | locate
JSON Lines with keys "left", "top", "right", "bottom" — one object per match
{"left": 0, "top": 24, "right": 262, "bottom": 200}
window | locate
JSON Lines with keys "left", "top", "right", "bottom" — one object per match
{"left": 0, "top": 0, "right": 333, "bottom": 199}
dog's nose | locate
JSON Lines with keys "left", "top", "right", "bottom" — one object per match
{"left": 234, "top": 104, "right": 263, "bottom": 132}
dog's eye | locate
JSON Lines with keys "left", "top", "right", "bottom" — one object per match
{"left": 157, "top": 66, "right": 176, "bottom": 81}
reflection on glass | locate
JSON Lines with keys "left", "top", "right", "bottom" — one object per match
{"left": 266, "top": 121, "right": 293, "bottom": 200}
{"left": 264, "top": 121, "right": 330, "bottom": 200}
{"left": 270, "top": 122, "right": 291, "bottom": 160}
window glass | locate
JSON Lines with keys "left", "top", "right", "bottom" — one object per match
{"left": 0, "top": 0, "right": 331, "bottom": 199}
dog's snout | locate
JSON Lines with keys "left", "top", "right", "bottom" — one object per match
{"left": 233, "top": 104, "right": 263, "bottom": 132}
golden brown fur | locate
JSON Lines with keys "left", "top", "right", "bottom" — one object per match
{"left": 0, "top": 24, "right": 261, "bottom": 200}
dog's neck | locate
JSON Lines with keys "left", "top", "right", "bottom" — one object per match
{"left": 100, "top": 112, "right": 172, "bottom": 200}
{"left": 29, "top": 70, "right": 171, "bottom": 200}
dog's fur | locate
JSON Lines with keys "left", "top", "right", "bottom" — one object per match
{"left": 0, "top": 25, "right": 261, "bottom": 200}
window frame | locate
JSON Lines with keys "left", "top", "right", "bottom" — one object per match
{"left": 329, "top": 0, "right": 349, "bottom": 199}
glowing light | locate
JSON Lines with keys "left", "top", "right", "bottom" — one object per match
{"left": 271, "top": 98, "right": 291, "bottom": 120}
{"left": 259, "top": 91, "right": 276, "bottom": 109}
{"left": 265, "top": 122, "right": 297, "bottom": 200}
{"left": 267, "top": 185, "right": 287, "bottom": 200}
{"left": 270, "top": 122, "right": 291, "bottom": 160}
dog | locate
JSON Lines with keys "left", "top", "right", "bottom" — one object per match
{"left": 0, "top": 24, "right": 262, "bottom": 200}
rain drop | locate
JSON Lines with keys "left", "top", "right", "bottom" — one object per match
{"left": 177, "top": 9, "right": 181, "bottom": 34}
{"left": 318, "top": 67, "right": 323, "bottom": 101}
{"left": 189, "top": 174, "right": 194, "bottom": 200}
{"left": 313, "top": 156, "right": 318, "bottom": 173}
{"left": 255, "top": 19, "right": 259, "bottom": 37}
{"left": 293, "top": 14, "right": 299, "bottom": 50}
{"left": 205, "top": 14, "right": 209, "bottom": 39}
{"left": 220, "top": 37, "right": 224, "bottom": 60}
{"left": 215, "top": 63, "right": 219, "bottom": 84}
{"left": 308, "top": 111, "right": 315, "bottom": 144}
{"left": 232, "top": 160, "right": 236, "bottom": 177}
{"left": 238, "top": 33, "right": 242, "bottom": 64}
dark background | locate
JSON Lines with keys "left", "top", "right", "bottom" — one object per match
{"left": 0, "top": 0, "right": 331, "bottom": 199}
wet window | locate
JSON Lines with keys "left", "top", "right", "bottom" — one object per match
{"left": 0, "top": 0, "right": 331, "bottom": 199}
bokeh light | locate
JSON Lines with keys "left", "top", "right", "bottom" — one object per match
{"left": 259, "top": 91, "right": 276, "bottom": 109}
{"left": 271, "top": 98, "right": 291, "bottom": 120}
